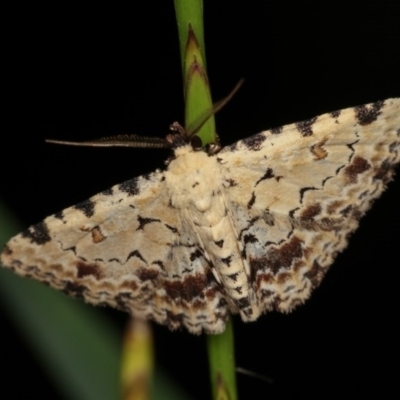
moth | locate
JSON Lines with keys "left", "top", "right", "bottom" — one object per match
{"left": 1, "top": 98, "right": 399, "bottom": 334}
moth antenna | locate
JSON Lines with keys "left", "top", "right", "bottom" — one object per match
{"left": 187, "top": 78, "right": 245, "bottom": 137}
{"left": 46, "top": 134, "right": 172, "bottom": 149}
{"left": 210, "top": 78, "right": 245, "bottom": 118}
{"left": 47, "top": 80, "right": 244, "bottom": 150}
{"left": 236, "top": 367, "right": 274, "bottom": 384}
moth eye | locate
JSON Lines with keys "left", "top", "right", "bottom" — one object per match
{"left": 190, "top": 135, "right": 203, "bottom": 150}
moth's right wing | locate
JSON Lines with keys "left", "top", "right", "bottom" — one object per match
{"left": 218, "top": 98, "right": 400, "bottom": 316}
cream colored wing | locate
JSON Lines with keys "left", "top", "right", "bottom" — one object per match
{"left": 1, "top": 170, "right": 229, "bottom": 334}
{"left": 218, "top": 98, "right": 400, "bottom": 317}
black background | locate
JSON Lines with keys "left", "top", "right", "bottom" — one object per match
{"left": 1, "top": 1, "right": 400, "bottom": 399}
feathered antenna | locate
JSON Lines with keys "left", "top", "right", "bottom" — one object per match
{"left": 46, "top": 80, "right": 244, "bottom": 149}
{"left": 46, "top": 134, "right": 172, "bottom": 149}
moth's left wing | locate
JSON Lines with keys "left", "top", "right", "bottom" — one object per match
{"left": 1, "top": 170, "right": 229, "bottom": 334}
{"left": 218, "top": 98, "right": 400, "bottom": 317}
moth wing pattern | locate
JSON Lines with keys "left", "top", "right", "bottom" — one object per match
{"left": 1, "top": 98, "right": 399, "bottom": 334}
{"left": 1, "top": 170, "right": 229, "bottom": 334}
{"left": 218, "top": 98, "right": 400, "bottom": 317}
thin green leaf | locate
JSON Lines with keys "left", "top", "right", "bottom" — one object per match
{"left": 0, "top": 202, "right": 121, "bottom": 400}
{"left": 0, "top": 201, "right": 192, "bottom": 400}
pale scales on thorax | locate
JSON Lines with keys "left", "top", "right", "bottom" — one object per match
{"left": 1, "top": 98, "right": 400, "bottom": 334}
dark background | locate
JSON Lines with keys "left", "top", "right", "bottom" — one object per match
{"left": 1, "top": 1, "right": 400, "bottom": 399}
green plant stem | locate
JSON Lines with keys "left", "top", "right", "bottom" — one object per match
{"left": 207, "top": 319, "right": 237, "bottom": 400}
{"left": 174, "top": 0, "right": 216, "bottom": 146}
{"left": 174, "top": 0, "right": 206, "bottom": 70}
{"left": 174, "top": 1, "right": 238, "bottom": 399}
